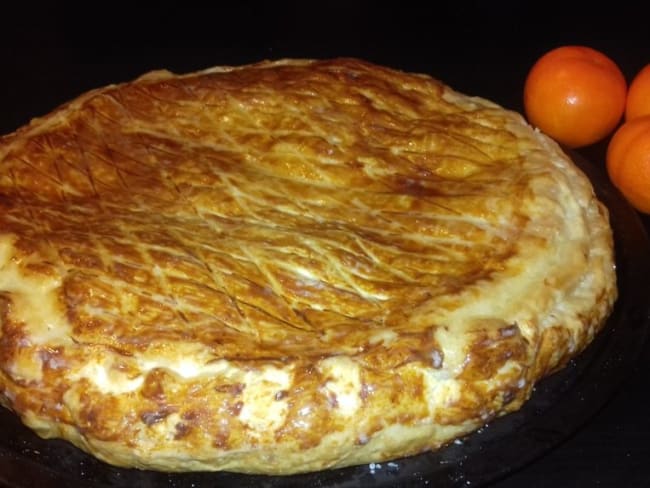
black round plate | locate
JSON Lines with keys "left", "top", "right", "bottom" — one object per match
{"left": 1, "top": 152, "right": 649, "bottom": 488}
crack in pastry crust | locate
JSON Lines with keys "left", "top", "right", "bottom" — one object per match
{"left": 0, "top": 58, "right": 616, "bottom": 474}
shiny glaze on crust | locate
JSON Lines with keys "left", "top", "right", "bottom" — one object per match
{"left": 0, "top": 59, "right": 616, "bottom": 473}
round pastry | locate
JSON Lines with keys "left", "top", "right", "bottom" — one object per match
{"left": 0, "top": 58, "right": 616, "bottom": 474}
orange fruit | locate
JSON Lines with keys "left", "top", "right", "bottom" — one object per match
{"left": 524, "top": 45, "right": 627, "bottom": 148}
{"left": 606, "top": 115, "right": 650, "bottom": 213}
{"left": 625, "top": 64, "right": 650, "bottom": 120}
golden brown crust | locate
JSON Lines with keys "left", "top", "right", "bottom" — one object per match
{"left": 0, "top": 58, "right": 616, "bottom": 474}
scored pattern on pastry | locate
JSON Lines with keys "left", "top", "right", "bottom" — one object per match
{"left": 0, "top": 59, "right": 616, "bottom": 474}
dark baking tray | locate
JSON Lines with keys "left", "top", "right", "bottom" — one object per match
{"left": 1, "top": 152, "right": 649, "bottom": 488}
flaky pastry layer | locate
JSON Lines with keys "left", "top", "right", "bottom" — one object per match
{"left": 0, "top": 59, "right": 616, "bottom": 474}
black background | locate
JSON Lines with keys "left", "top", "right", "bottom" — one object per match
{"left": 1, "top": 2, "right": 650, "bottom": 486}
